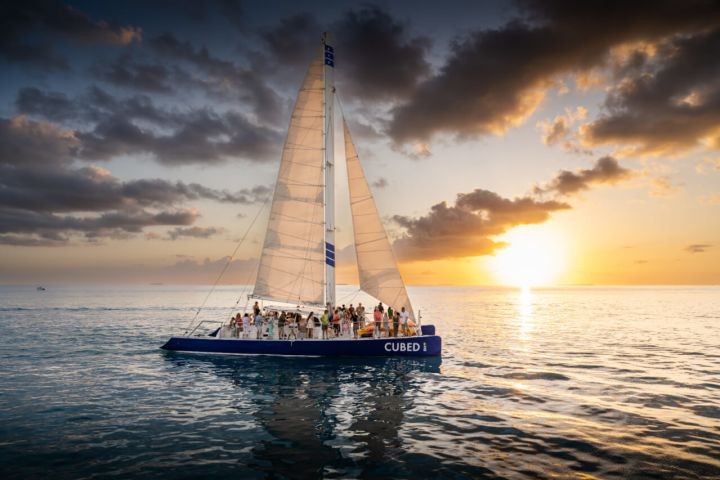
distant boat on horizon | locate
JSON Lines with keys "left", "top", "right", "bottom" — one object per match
{"left": 161, "top": 33, "right": 441, "bottom": 358}
{"left": 36, "top": 286, "right": 46, "bottom": 291}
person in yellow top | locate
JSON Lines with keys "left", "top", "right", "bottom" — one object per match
{"left": 320, "top": 310, "right": 330, "bottom": 339}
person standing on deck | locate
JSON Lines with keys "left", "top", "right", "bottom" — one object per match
{"left": 321, "top": 310, "right": 329, "bottom": 339}
{"left": 392, "top": 311, "right": 400, "bottom": 337}
{"left": 253, "top": 301, "right": 260, "bottom": 317}
{"left": 255, "top": 311, "right": 264, "bottom": 339}
{"left": 233, "top": 313, "right": 241, "bottom": 338}
{"left": 352, "top": 309, "right": 360, "bottom": 339}
{"left": 267, "top": 312, "right": 276, "bottom": 339}
{"left": 357, "top": 303, "right": 365, "bottom": 327}
{"left": 287, "top": 314, "right": 297, "bottom": 340}
{"left": 333, "top": 309, "right": 341, "bottom": 337}
{"left": 373, "top": 307, "right": 381, "bottom": 338}
{"left": 278, "top": 311, "right": 286, "bottom": 339}
{"left": 387, "top": 305, "right": 394, "bottom": 322}
{"left": 242, "top": 313, "right": 251, "bottom": 339}
{"left": 382, "top": 309, "right": 389, "bottom": 338}
{"left": 307, "top": 312, "right": 315, "bottom": 339}
{"left": 298, "top": 314, "right": 307, "bottom": 339}
{"left": 400, "top": 307, "right": 409, "bottom": 336}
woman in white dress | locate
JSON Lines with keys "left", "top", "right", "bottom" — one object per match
{"left": 242, "top": 313, "right": 251, "bottom": 339}
{"left": 306, "top": 312, "right": 315, "bottom": 339}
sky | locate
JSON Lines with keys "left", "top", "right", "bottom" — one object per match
{"left": 0, "top": 0, "right": 718, "bottom": 286}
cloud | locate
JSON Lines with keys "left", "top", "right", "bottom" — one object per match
{"left": 685, "top": 244, "right": 712, "bottom": 253}
{"left": 15, "top": 87, "right": 282, "bottom": 165}
{"left": 166, "top": 226, "right": 223, "bottom": 240}
{"left": 0, "top": 111, "right": 271, "bottom": 246}
{"left": 90, "top": 54, "right": 173, "bottom": 93}
{"left": 332, "top": 6, "right": 431, "bottom": 101}
{"left": 148, "top": 32, "right": 284, "bottom": 125}
{"left": 581, "top": 28, "right": 720, "bottom": 155}
{"left": 698, "top": 193, "right": 720, "bottom": 205}
{"left": 648, "top": 176, "right": 683, "bottom": 198}
{"left": 259, "top": 13, "right": 321, "bottom": 69}
{"left": 536, "top": 106, "right": 589, "bottom": 153}
{"left": 77, "top": 110, "right": 281, "bottom": 165}
{"left": 534, "top": 156, "right": 634, "bottom": 196}
{"left": 392, "top": 189, "right": 570, "bottom": 261}
{"left": 0, "top": 115, "right": 78, "bottom": 167}
{"left": 0, "top": 164, "right": 270, "bottom": 213}
{"left": 387, "top": 0, "right": 720, "bottom": 143}
{"left": 695, "top": 157, "right": 720, "bottom": 174}
{"left": 0, "top": 0, "right": 141, "bottom": 69}
{"left": 260, "top": 6, "right": 430, "bottom": 101}
{"left": 0, "top": 207, "right": 200, "bottom": 245}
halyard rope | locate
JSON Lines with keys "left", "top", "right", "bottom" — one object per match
{"left": 183, "top": 197, "right": 270, "bottom": 335}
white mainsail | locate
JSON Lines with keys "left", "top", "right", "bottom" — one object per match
{"left": 252, "top": 48, "right": 326, "bottom": 306}
{"left": 343, "top": 119, "right": 416, "bottom": 320}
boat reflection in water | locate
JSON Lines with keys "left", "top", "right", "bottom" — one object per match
{"left": 163, "top": 353, "right": 441, "bottom": 478}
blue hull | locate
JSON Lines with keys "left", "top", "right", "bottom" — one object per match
{"left": 161, "top": 335, "right": 442, "bottom": 357}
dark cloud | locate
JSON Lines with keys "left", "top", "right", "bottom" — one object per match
{"left": 581, "top": 28, "right": 720, "bottom": 155}
{"left": 0, "top": 115, "right": 78, "bottom": 168}
{"left": 166, "top": 226, "right": 223, "bottom": 240}
{"left": 172, "top": 0, "right": 246, "bottom": 29}
{"left": 260, "top": 6, "right": 430, "bottom": 101}
{"left": 0, "top": 206, "right": 199, "bottom": 244}
{"left": 0, "top": 0, "right": 141, "bottom": 69}
{"left": 685, "top": 244, "right": 712, "bottom": 253}
{"left": 0, "top": 164, "right": 270, "bottom": 213}
{"left": 15, "top": 86, "right": 282, "bottom": 165}
{"left": 15, "top": 87, "right": 79, "bottom": 122}
{"left": 332, "top": 6, "right": 431, "bottom": 101}
{"left": 148, "top": 32, "right": 284, "bottom": 125}
{"left": 90, "top": 54, "right": 173, "bottom": 93}
{"left": 0, "top": 109, "right": 270, "bottom": 246}
{"left": 392, "top": 189, "right": 569, "bottom": 261}
{"left": 260, "top": 13, "right": 321, "bottom": 69}
{"left": 77, "top": 110, "right": 280, "bottom": 165}
{"left": 387, "top": 0, "right": 720, "bottom": 143}
{"left": 346, "top": 118, "right": 383, "bottom": 140}
{"left": 534, "top": 157, "right": 634, "bottom": 196}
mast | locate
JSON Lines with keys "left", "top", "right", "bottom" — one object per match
{"left": 322, "top": 33, "right": 336, "bottom": 310}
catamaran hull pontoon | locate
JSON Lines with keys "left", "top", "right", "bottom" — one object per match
{"left": 161, "top": 333, "right": 441, "bottom": 357}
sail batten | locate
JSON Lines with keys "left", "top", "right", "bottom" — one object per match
{"left": 251, "top": 48, "right": 326, "bottom": 306}
{"left": 343, "top": 119, "right": 415, "bottom": 320}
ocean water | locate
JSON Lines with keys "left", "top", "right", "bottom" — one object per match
{"left": 0, "top": 285, "right": 719, "bottom": 479}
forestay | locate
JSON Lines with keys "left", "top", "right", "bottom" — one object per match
{"left": 343, "top": 119, "right": 415, "bottom": 320}
{"left": 252, "top": 49, "right": 326, "bottom": 306}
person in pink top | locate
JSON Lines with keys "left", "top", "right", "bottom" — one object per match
{"left": 373, "top": 307, "right": 382, "bottom": 338}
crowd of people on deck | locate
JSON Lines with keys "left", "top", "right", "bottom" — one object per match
{"left": 217, "top": 300, "right": 415, "bottom": 340}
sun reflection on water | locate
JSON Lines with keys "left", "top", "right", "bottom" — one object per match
{"left": 517, "top": 287, "right": 535, "bottom": 342}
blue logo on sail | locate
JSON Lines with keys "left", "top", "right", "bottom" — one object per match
{"left": 324, "top": 45, "right": 334, "bottom": 67}
{"left": 325, "top": 241, "right": 335, "bottom": 267}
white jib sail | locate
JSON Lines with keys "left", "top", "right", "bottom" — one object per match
{"left": 252, "top": 49, "right": 326, "bottom": 306}
{"left": 343, "top": 119, "right": 416, "bottom": 320}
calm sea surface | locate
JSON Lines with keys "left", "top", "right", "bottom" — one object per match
{"left": 0, "top": 285, "right": 719, "bottom": 479}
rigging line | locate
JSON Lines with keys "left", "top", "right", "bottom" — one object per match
{"left": 336, "top": 287, "right": 362, "bottom": 304}
{"left": 183, "top": 196, "right": 270, "bottom": 335}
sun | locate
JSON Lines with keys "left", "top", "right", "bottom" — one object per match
{"left": 487, "top": 225, "right": 567, "bottom": 288}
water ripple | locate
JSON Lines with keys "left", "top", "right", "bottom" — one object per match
{"left": 1, "top": 285, "right": 719, "bottom": 479}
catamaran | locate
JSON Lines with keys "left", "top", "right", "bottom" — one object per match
{"left": 161, "top": 34, "right": 441, "bottom": 357}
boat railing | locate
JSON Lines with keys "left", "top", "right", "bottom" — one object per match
{"left": 188, "top": 320, "right": 224, "bottom": 337}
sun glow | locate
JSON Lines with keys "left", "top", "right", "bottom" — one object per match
{"left": 488, "top": 225, "right": 567, "bottom": 288}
